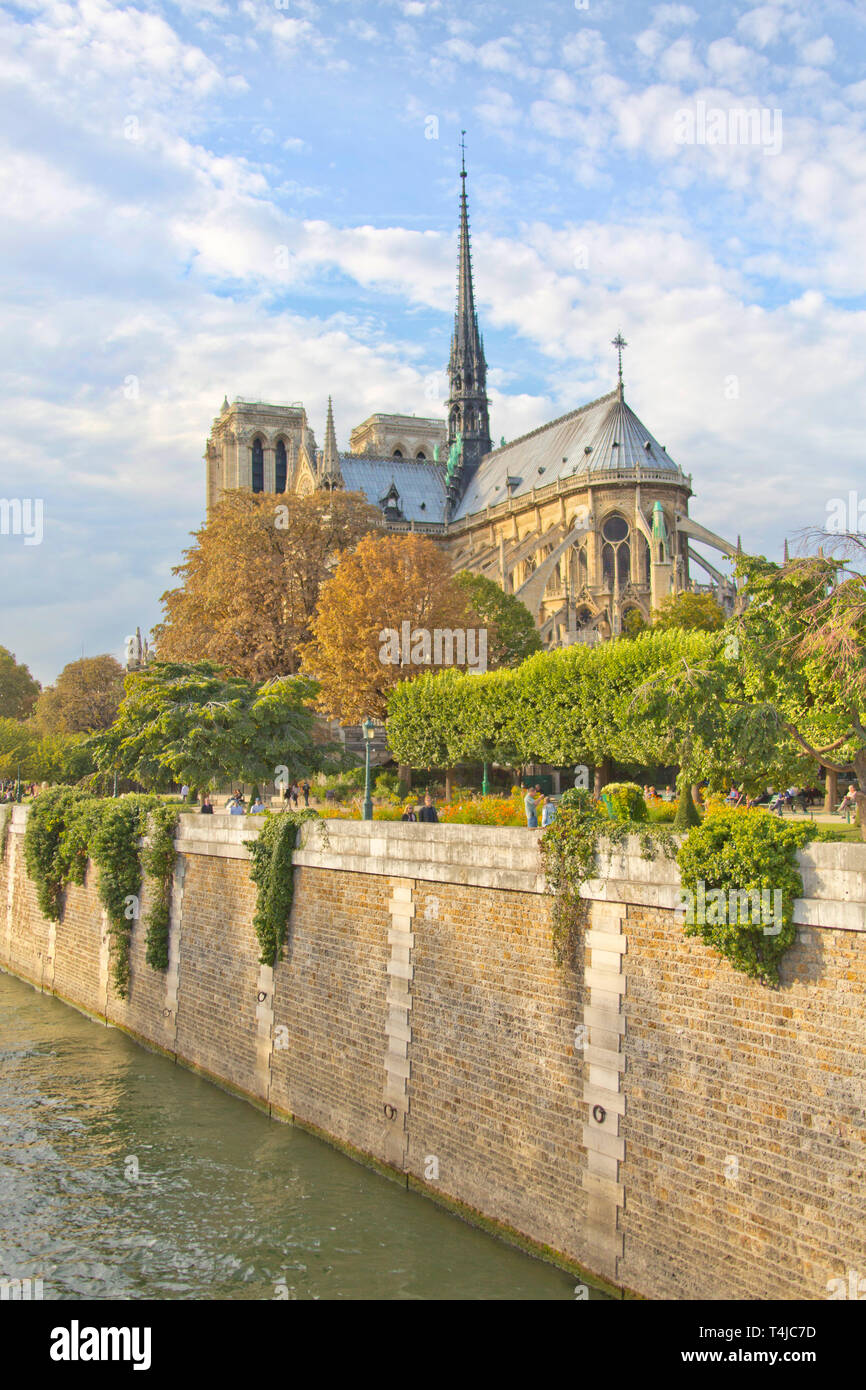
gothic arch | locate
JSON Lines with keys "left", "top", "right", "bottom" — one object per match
{"left": 275, "top": 437, "right": 288, "bottom": 493}
{"left": 251, "top": 436, "right": 264, "bottom": 493}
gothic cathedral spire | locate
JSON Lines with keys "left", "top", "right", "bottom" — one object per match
{"left": 320, "top": 395, "right": 342, "bottom": 488}
{"left": 446, "top": 135, "right": 491, "bottom": 507}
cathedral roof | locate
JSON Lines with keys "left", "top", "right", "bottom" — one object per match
{"left": 451, "top": 388, "right": 685, "bottom": 519}
{"left": 340, "top": 455, "right": 447, "bottom": 524}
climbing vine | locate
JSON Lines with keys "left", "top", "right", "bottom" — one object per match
{"left": 22, "top": 788, "right": 168, "bottom": 997}
{"left": 141, "top": 804, "right": 179, "bottom": 972}
{"left": 542, "top": 790, "right": 819, "bottom": 985}
{"left": 677, "top": 808, "right": 816, "bottom": 986}
{"left": 245, "top": 809, "right": 326, "bottom": 966}
{"left": 539, "top": 789, "right": 674, "bottom": 965}
{"left": 23, "top": 785, "right": 90, "bottom": 920}
{"left": 88, "top": 795, "right": 158, "bottom": 997}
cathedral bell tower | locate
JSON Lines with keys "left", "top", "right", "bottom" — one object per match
{"left": 445, "top": 136, "right": 492, "bottom": 511}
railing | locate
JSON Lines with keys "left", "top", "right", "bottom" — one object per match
{"left": 447, "top": 468, "right": 693, "bottom": 535}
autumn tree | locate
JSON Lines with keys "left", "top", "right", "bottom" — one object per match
{"left": 453, "top": 571, "right": 542, "bottom": 667}
{"left": 33, "top": 656, "right": 125, "bottom": 733}
{"left": 154, "top": 489, "right": 380, "bottom": 681}
{"left": 0, "top": 647, "right": 40, "bottom": 719}
{"left": 302, "top": 533, "right": 475, "bottom": 722}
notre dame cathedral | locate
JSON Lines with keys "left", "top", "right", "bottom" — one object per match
{"left": 204, "top": 154, "right": 736, "bottom": 645}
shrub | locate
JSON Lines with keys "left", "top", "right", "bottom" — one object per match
{"left": 600, "top": 782, "right": 648, "bottom": 823}
{"left": 676, "top": 808, "right": 814, "bottom": 985}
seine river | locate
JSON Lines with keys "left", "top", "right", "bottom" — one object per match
{"left": 0, "top": 972, "right": 602, "bottom": 1301}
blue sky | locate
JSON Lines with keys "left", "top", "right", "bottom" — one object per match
{"left": 2, "top": 0, "right": 865, "bottom": 683}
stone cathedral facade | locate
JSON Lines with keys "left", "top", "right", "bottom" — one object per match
{"left": 205, "top": 160, "right": 736, "bottom": 645}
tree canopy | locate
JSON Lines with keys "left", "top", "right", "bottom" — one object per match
{"left": 301, "top": 533, "right": 478, "bottom": 723}
{"left": 0, "top": 719, "right": 96, "bottom": 784}
{"left": 33, "top": 655, "right": 125, "bottom": 733}
{"left": 453, "top": 571, "right": 542, "bottom": 667}
{"left": 385, "top": 615, "right": 816, "bottom": 804}
{"left": 0, "top": 647, "right": 40, "bottom": 720}
{"left": 651, "top": 591, "right": 726, "bottom": 632}
{"left": 154, "top": 489, "right": 380, "bottom": 681}
{"left": 92, "top": 661, "right": 332, "bottom": 791}
{"left": 729, "top": 545, "right": 866, "bottom": 830}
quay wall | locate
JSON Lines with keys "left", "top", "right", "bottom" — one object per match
{"left": 1, "top": 804, "right": 863, "bottom": 1300}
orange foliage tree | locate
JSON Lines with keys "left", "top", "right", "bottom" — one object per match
{"left": 154, "top": 490, "right": 379, "bottom": 681}
{"left": 301, "top": 533, "right": 476, "bottom": 723}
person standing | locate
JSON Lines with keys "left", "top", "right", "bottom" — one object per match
{"left": 418, "top": 793, "right": 438, "bottom": 823}
{"left": 302, "top": 780, "right": 311, "bottom": 807}
{"left": 541, "top": 795, "right": 556, "bottom": 828}
{"left": 401, "top": 804, "right": 418, "bottom": 822}
{"left": 200, "top": 795, "right": 213, "bottom": 815}
{"left": 524, "top": 786, "right": 539, "bottom": 829}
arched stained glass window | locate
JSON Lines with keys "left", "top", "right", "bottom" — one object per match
{"left": 275, "top": 440, "right": 287, "bottom": 493}
{"left": 252, "top": 437, "right": 264, "bottom": 493}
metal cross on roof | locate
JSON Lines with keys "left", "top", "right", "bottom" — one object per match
{"left": 612, "top": 332, "right": 628, "bottom": 388}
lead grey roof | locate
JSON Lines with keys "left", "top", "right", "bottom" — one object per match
{"left": 339, "top": 455, "right": 447, "bottom": 523}
{"left": 452, "top": 388, "right": 685, "bottom": 520}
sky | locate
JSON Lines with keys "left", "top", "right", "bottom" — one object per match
{"left": 1, "top": 0, "right": 864, "bottom": 685}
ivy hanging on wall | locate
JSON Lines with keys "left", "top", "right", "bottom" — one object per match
{"left": 539, "top": 788, "right": 673, "bottom": 966}
{"left": 141, "top": 804, "right": 179, "bottom": 972}
{"left": 246, "top": 809, "right": 326, "bottom": 967}
{"left": 21, "top": 788, "right": 176, "bottom": 998}
{"left": 541, "top": 790, "right": 822, "bottom": 985}
{"left": 87, "top": 796, "right": 159, "bottom": 997}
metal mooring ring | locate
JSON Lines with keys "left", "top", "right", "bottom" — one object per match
{"left": 257, "top": 991, "right": 268, "bottom": 1002}
{"left": 383, "top": 1103, "right": 397, "bottom": 1121}
{"left": 592, "top": 1104, "right": 607, "bottom": 1124}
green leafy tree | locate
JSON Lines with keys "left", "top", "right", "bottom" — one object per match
{"left": 731, "top": 546, "right": 866, "bottom": 836}
{"left": 453, "top": 571, "right": 542, "bottom": 667}
{"left": 92, "top": 661, "right": 332, "bottom": 792}
{"left": 34, "top": 656, "right": 125, "bottom": 733}
{"left": 621, "top": 609, "right": 649, "bottom": 639}
{"left": 652, "top": 592, "right": 726, "bottom": 632}
{"left": 0, "top": 718, "right": 41, "bottom": 781}
{"left": 0, "top": 648, "right": 40, "bottom": 720}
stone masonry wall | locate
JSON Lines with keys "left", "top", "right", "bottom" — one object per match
{"left": 1, "top": 807, "right": 864, "bottom": 1300}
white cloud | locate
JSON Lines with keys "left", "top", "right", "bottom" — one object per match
{"left": 658, "top": 37, "right": 705, "bottom": 83}
{"left": 799, "top": 36, "right": 835, "bottom": 66}
{"left": 1, "top": 0, "right": 864, "bottom": 682}
{"left": 736, "top": 6, "right": 785, "bottom": 49}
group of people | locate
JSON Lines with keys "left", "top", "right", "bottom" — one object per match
{"left": 524, "top": 786, "right": 557, "bottom": 829}
{"left": 399, "top": 786, "right": 557, "bottom": 828}
{"left": 183, "top": 782, "right": 312, "bottom": 814}
{"left": 400, "top": 793, "right": 439, "bottom": 822}
{"left": 1, "top": 781, "right": 37, "bottom": 802}
{"left": 225, "top": 790, "right": 266, "bottom": 815}
{"left": 282, "top": 780, "right": 311, "bottom": 808}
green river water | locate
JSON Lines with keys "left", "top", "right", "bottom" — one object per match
{"left": 0, "top": 972, "right": 606, "bottom": 1301}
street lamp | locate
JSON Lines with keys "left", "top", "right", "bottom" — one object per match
{"left": 482, "top": 762, "right": 490, "bottom": 796}
{"left": 362, "top": 718, "right": 375, "bottom": 821}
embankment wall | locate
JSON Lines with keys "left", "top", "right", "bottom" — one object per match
{"left": 1, "top": 804, "right": 863, "bottom": 1300}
